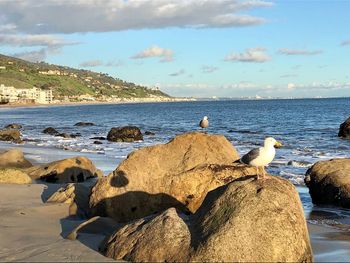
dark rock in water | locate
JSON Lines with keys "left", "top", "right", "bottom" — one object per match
{"left": 56, "top": 133, "right": 75, "bottom": 139}
{"left": 338, "top": 117, "right": 350, "bottom": 139}
{"left": 90, "top": 136, "right": 106, "bottom": 140}
{"left": 0, "top": 129, "right": 22, "bottom": 143}
{"left": 5, "top": 123, "right": 22, "bottom": 129}
{"left": 145, "top": 131, "right": 155, "bottom": 136}
{"left": 107, "top": 126, "right": 143, "bottom": 142}
{"left": 305, "top": 158, "right": 350, "bottom": 208}
{"left": 43, "top": 127, "right": 59, "bottom": 135}
{"left": 101, "top": 176, "right": 312, "bottom": 262}
{"left": 94, "top": 141, "right": 103, "bottom": 145}
{"left": 74, "top": 122, "right": 95, "bottom": 127}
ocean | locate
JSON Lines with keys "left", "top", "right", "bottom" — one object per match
{"left": 2, "top": 98, "right": 350, "bottom": 260}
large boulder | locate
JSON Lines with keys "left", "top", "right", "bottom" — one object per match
{"left": 90, "top": 132, "right": 249, "bottom": 222}
{"left": 101, "top": 208, "right": 191, "bottom": 262}
{"left": 26, "top": 157, "right": 103, "bottom": 183}
{"left": 338, "top": 117, "right": 350, "bottom": 139}
{"left": 0, "top": 129, "right": 22, "bottom": 143}
{"left": 5, "top": 123, "right": 22, "bottom": 129}
{"left": 0, "top": 168, "right": 32, "bottom": 184}
{"left": 0, "top": 149, "right": 32, "bottom": 168}
{"left": 107, "top": 126, "right": 143, "bottom": 142}
{"left": 305, "top": 158, "right": 350, "bottom": 208}
{"left": 190, "top": 175, "right": 312, "bottom": 262}
{"left": 47, "top": 183, "right": 91, "bottom": 218}
{"left": 102, "top": 176, "right": 313, "bottom": 262}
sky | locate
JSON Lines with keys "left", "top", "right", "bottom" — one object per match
{"left": 0, "top": 0, "right": 349, "bottom": 98}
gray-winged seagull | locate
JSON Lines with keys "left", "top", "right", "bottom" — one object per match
{"left": 240, "top": 137, "right": 282, "bottom": 180}
{"left": 199, "top": 116, "right": 209, "bottom": 129}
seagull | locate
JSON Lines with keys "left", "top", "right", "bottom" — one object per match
{"left": 240, "top": 137, "right": 282, "bottom": 180}
{"left": 199, "top": 116, "right": 209, "bottom": 129}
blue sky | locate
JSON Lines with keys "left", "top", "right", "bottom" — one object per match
{"left": 0, "top": 0, "right": 349, "bottom": 98}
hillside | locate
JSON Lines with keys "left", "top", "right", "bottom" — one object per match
{"left": 0, "top": 54, "right": 170, "bottom": 99}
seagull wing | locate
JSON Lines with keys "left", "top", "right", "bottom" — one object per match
{"left": 240, "top": 148, "right": 261, "bottom": 165}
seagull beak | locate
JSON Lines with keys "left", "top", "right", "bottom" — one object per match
{"left": 274, "top": 141, "right": 283, "bottom": 148}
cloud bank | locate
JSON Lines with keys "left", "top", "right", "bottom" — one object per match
{"left": 225, "top": 47, "right": 271, "bottom": 62}
{"left": 0, "top": 0, "right": 273, "bottom": 34}
{"left": 278, "top": 48, "right": 323, "bottom": 56}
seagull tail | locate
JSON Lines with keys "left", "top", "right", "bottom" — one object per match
{"left": 234, "top": 158, "right": 242, "bottom": 164}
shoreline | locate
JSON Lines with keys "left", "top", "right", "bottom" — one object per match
{"left": 0, "top": 97, "right": 196, "bottom": 109}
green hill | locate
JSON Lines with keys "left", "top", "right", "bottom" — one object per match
{"left": 0, "top": 54, "right": 170, "bottom": 99}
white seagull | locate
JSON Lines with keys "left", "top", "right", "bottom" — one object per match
{"left": 240, "top": 137, "right": 282, "bottom": 180}
{"left": 199, "top": 116, "right": 209, "bottom": 129}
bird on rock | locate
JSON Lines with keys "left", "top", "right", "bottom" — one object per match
{"left": 240, "top": 137, "right": 282, "bottom": 180}
{"left": 199, "top": 116, "right": 209, "bottom": 129}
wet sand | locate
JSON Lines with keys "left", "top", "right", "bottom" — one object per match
{"left": 0, "top": 183, "right": 116, "bottom": 262}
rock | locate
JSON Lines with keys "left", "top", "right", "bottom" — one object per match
{"left": 5, "top": 123, "right": 22, "bottom": 129}
{"left": 56, "top": 133, "right": 75, "bottom": 139}
{"left": 338, "top": 117, "right": 350, "bottom": 139}
{"left": 0, "top": 149, "right": 32, "bottom": 168}
{"left": 47, "top": 183, "right": 91, "bottom": 218}
{"left": 43, "top": 127, "right": 59, "bottom": 135}
{"left": 190, "top": 176, "right": 312, "bottom": 262}
{"left": 66, "top": 216, "right": 121, "bottom": 241}
{"left": 305, "top": 158, "right": 350, "bottom": 208}
{"left": 144, "top": 131, "right": 155, "bottom": 136}
{"left": 26, "top": 157, "right": 103, "bottom": 183}
{"left": 0, "top": 129, "right": 22, "bottom": 143}
{"left": 0, "top": 168, "right": 32, "bottom": 184}
{"left": 102, "top": 176, "right": 312, "bottom": 262}
{"left": 90, "top": 132, "right": 245, "bottom": 221}
{"left": 101, "top": 208, "right": 190, "bottom": 262}
{"left": 90, "top": 136, "right": 106, "bottom": 140}
{"left": 74, "top": 122, "right": 95, "bottom": 126}
{"left": 107, "top": 126, "right": 143, "bottom": 142}
{"left": 93, "top": 141, "right": 103, "bottom": 145}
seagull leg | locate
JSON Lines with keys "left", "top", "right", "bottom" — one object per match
{"left": 256, "top": 166, "right": 260, "bottom": 180}
{"left": 262, "top": 167, "right": 266, "bottom": 180}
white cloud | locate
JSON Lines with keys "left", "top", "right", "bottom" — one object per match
{"left": 0, "top": 34, "right": 79, "bottom": 47}
{"left": 202, "top": 65, "right": 218, "bottom": 74}
{"left": 131, "top": 46, "right": 174, "bottom": 62}
{"left": 79, "top": 60, "right": 104, "bottom": 67}
{"left": 12, "top": 48, "right": 48, "bottom": 62}
{"left": 0, "top": 0, "right": 273, "bottom": 34}
{"left": 169, "top": 69, "right": 185, "bottom": 77}
{"left": 280, "top": 74, "right": 297, "bottom": 78}
{"left": 341, "top": 40, "right": 350, "bottom": 46}
{"left": 224, "top": 47, "right": 271, "bottom": 63}
{"left": 278, "top": 48, "right": 323, "bottom": 56}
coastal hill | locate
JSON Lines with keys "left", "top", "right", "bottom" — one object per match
{"left": 0, "top": 53, "right": 170, "bottom": 99}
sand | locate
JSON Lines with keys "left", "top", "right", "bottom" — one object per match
{"left": 0, "top": 183, "right": 115, "bottom": 262}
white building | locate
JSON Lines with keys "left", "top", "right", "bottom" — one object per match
{"left": 0, "top": 84, "right": 53, "bottom": 104}
{"left": 0, "top": 84, "right": 18, "bottom": 102}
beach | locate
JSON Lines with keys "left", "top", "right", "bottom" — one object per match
{"left": 1, "top": 99, "right": 350, "bottom": 261}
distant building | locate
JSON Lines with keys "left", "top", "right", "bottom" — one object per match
{"left": 0, "top": 84, "right": 18, "bottom": 102}
{"left": 0, "top": 84, "right": 53, "bottom": 104}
